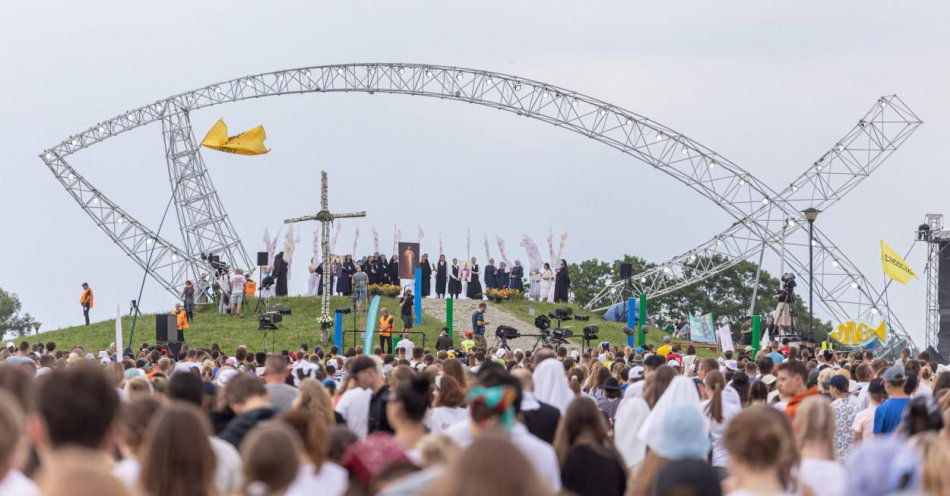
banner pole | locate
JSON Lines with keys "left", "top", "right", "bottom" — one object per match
{"left": 751, "top": 314, "right": 761, "bottom": 355}
{"left": 414, "top": 268, "right": 423, "bottom": 325}
{"left": 446, "top": 298, "right": 454, "bottom": 339}
{"left": 626, "top": 297, "right": 636, "bottom": 348}
{"left": 637, "top": 294, "right": 648, "bottom": 347}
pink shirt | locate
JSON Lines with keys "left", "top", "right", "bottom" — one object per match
{"left": 852, "top": 404, "right": 877, "bottom": 442}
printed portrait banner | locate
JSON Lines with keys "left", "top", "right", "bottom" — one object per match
{"left": 398, "top": 242, "right": 420, "bottom": 280}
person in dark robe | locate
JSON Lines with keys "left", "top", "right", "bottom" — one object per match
{"left": 467, "top": 256, "right": 482, "bottom": 299}
{"left": 495, "top": 261, "right": 509, "bottom": 289}
{"left": 484, "top": 258, "right": 496, "bottom": 290}
{"left": 375, "top": 255, "right": 388, "bottom": 285}
{"left": 337, "top": 255, "right": 356, "bottom": 295}
{"left": 554, "top": 258, "right": 571, "bottom": 302}
{"left": 315, "top": 261, "right": 327, "bottom": 295}
{"left": 435, "top": 255, "right": 448, "bottom": 298}
{"left": 273, "top": 252, "right": 288, "bottom": 296}
{"left": 510, "top": 260, "right": 525, "bottom": 291}
{"left": 420, "top": 254, "right": 432, "bottom": 297}
{"left": 448, "top": 258, "right": 462, "bottom": 299}
{"left": 387, "top": 255, "right": 399, "bottom": 285}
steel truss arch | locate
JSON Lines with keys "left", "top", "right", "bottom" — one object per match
{"left": 39, "top": 63, "right": 920, "bottom": 350}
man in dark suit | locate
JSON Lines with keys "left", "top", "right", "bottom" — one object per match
{"left": 512, "top": 368, "right": 561, "bottom": 444}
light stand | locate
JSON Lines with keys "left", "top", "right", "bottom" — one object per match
{"left": 802, "top": 208, "right": 821, "bottom": 340}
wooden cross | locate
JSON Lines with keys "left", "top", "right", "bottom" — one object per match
{"left": 285, "top": 171, "right": 366, "bottom": 320}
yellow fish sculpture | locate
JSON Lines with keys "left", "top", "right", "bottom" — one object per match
{"left": 829, "top": 320, "right": 887, "bottom": 347}
{"left": 200, "top": 119, "right": 269, "bottom": 155}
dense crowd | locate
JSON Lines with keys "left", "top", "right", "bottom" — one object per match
{"left": 0, "top": 331, "right": 948, "bottom": 496}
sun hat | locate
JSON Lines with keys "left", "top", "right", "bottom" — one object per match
{"left": 651, "top": 406, "right": 710, "bottom": 460}
{"left": 760, "top": 374, "right": 777, "bottom": 385}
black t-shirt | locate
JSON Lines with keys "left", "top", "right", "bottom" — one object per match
{"left": 367, "top": 386, "right": 394, "bottom": 434}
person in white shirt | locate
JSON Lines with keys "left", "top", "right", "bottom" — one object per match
{"left": 394, "top": 333, "right": 415, "bottom": 357}
{"left": 230, "top": 268, "right": 247, "bottom": 317}
{"left": 425, "top": 375, "right": 469, "bottom": 434}
{"left": 701, "top": 370, "right": 741, "bottom": 468}
{"left": 443, "top": 367, "right": 561, "bottom": 492}
{"left": 335, "top": 381, "right": 371, "bottom": 439}
{"left": 282, "top": 409, "right": 348, "bottom": 496}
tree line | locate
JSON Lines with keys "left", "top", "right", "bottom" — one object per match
{"left": 569, "top": 255, "right": 833, "bottom": 341}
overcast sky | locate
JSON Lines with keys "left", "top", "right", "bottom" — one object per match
{"left": 2, "top": 1, "right": 948, "bottom": 345}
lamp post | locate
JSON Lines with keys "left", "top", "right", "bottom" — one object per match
{"left": 802, "top": 208, "right": 821, "bottom": 339}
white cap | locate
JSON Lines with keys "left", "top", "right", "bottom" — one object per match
{"left": 4, "top": 342, "right": 13, "bottom": 348}
{"left": 668, "top": 359, "right": 681, "bottom": 368}
{"left": 724, "top": 359, "right": 738, "bottom": 371}
{"left": 628, "top": 366, "right": 644, "bottom": 380}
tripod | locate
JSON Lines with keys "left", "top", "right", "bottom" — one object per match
{"left": 253, "top": 266, "right": 275, "bottom": 315}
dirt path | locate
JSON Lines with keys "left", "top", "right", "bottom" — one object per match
{"left": 421, "top": 297, "right": 560, "bottom": 351}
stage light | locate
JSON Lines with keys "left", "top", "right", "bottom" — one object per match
{"left": 816, "top": 164, "right": 823, "bottom": 171}
{"left": 880, "top": 100, "right": 886, "bottom": 108}
{"left": 276, "top": 73, "right": 284, "bottom": 81}
{"left": 625, "top": 118, "right": 632, "bottom": 126}
{"left": 571, "top": 99, "right": 578, "bottom": 107}
{"left": 762, "top": 198, "right": 769, "bottom": 204}
{"left": 739, "top": 179, "right": 745, "bottom": 186}
{"left": 45, "top": 152, "right": 52, "bottom": 159}
{"left": 92, "top": 196, "right": 99, "bottom": 205}
{"left": 709, "top": 161, "right": 716, "bottom": 169}
{"left": 681, "top": 147, "right": 687, "bottom": 154}
{"left": 118, "top": 217, "right": 124, "bottom": 224}
{"left": 171, "top": 254, "right": 178, "bottom": 261}
{"left": 544, "top": 91, "right": 551, "bottom": 98}
{"left": 871, "top": 308, "right": 878, "bottom": 315}
{"left": 514, "top": 83, "right": 522, "bottom": 91}
{"left": 837, "top": 144, "right": 844, "bottom": 151}
{"left": 336, "top": 67, "right": 344, "bottom": 74}
{"left": 663, "top": 267, "right": 670, "bottom": 273}
{"left": 851, "top": 281, "right": 858, "bottom": 289}
{"left": 600, "top": 108, "right": 607, "bottom": 116}
{"left": 831, "top": 260, "right": 839, "bottom": 267}
{"left": 792, "top": 185, "right": 798, "bottom": 192}
{"left": 640, "top": 277, "right": 647, "bottom": 283}
{"left": 145, "top": 239, "right": 152, "bottom": 246}
{"left": 656, "top": 133, "right": 664, "bottom": 141}
{"left": 304, "top": 70, "right": 311, "bottom": 77}
{"left": 425, "top": 69, "right": 432, "bottom": 77}
{"left": 690, "top": 255, "right": 697, "bottom": 261}
{"left": 811, "top": 240, "right": 818, "bottom": 246}
{"left": 68, "top": 173, "right": 74, "bottom": 181}
{"left": 72, "top": 139, "right": 78, "bottom": 146}
{"left": 456, "top": 72, "right": 463, "bottom": 80}
{"left": 398, "top": 67, "right": 405, "bottom": 74}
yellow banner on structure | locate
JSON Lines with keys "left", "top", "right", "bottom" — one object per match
{"left": 200, "top": 119, "right": 269, "bottom": 155}
{"left": 880, "top": 240, "right": 916, "bottom": 284}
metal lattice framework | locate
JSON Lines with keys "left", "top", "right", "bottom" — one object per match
{"left": 923, "top": 214, "right": 946, "bottom": 352}
{"left": 39, "top": 63, "right": 920, "bottom": 350}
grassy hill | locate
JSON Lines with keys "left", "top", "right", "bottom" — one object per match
{"left": 37, "top": 295, "right": 719, "bottom": 357}
{"left": 38, "top": 295, "right": 447, "bottom": 354}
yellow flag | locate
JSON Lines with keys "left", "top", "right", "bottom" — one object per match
{"left": 880, "top": 240, "right": 916, "bottom": 284}
{"left": 200, "top": 119, "right": 269, "bottom": 155}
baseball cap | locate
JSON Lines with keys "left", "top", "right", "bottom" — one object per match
{"left": 628, "top": 366, "right": 644, "bottom": 381}
{"left": 881, "top": 364, "right": 905, "bottom": 382}
{"left": 668, "top": 359, "right": 681, "bottom": 368}
{"left": 724, "top": 360, "right": 738, "bottom": 371}
{"left": 828, "top": 374, "right": 850, "bottom": 392}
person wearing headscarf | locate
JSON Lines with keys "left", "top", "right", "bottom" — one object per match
{"left": 510, "top": 260, "right": 524, "bottom": 291}
{"left": 532, "top": 358, "right": 575, "bottom": 415}
{"left": 435, "top": 255, "right": 448, "bottom": 298}
{"left": 553, "top": 259, "right": 571, "bottom": 302}
{"left": 419, "top": 254, "right": 432, "bottom": 297}
{"left": 638, "top": 376, "right": 707, "bottom": 452}
{"left": 273, "top": 252, "right": 288, "bottom": 296}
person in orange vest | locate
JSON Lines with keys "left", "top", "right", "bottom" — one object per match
{"left": 174, "top": 303, "right": 189, "bottom": 342}
{"left": 379, "top": 308, "right": 394, "bottom": 354}
{"left": 79, "top": 282, "right": 94, "bottom": 325}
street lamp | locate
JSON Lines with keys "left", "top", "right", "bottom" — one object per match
{"left": 802, "top": 208, "right": 821, "bottom": 339}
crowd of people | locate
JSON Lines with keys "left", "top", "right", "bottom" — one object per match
{"left": 1, "top": 324, "right": 949, "bottom": 496}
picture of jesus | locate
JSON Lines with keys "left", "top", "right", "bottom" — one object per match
{"left": 398, "top": 242, "right": 420, "bottom": 279}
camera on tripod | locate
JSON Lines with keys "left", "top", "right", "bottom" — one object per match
{"left": 777, "top": 273, "right": 797, "bottom": 303}
{"left": 201, "top": 252, "right": 228, "bottom": 276}
{"left": 495, "top": 325, "right": 521, "bottom": 340}
{"left": 259, "top": 311, "right": 282, "bottom": 331}
{"left": 548, "top": 307, "right": 573, "bottom": 321}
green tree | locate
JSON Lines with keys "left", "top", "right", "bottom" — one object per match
{"left": 0, "top": 288, "right": 34, "bottom": 339}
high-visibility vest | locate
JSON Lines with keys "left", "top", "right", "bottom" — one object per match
{"left": 245, "top": 280, "right": 257, "bottom": 296}
{"left": 80, "top": 288, "right": 94, "bottom": 308}
{"left": 176, "top": 310, "right": 189, "bottom": 331}
{"left": 379, "top": 315, "right": 394, "bottom": 337}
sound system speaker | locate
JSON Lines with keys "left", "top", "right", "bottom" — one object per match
{"left": 276, "top": 305, "right": 292, "bottom": 315}
{"left": 257, "top": 251, "right": 269, "bottom": 266}
{"left": 620, "top": 263, "right": 633, "bottom": 279}
{"left": 938, "top": 242, "right": 950, "bottom": 360}
{"left": 155, "top": 315, "right": 177, "bottom": 343}
{"left": 925, "top": 345, "right": 948, "bottom": 366}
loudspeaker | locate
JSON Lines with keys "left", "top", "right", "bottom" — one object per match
{"left": 938, "top": 242, "right": 950, "bottom": 360}
{"left": 620, "top": 263, "right": 633, "bottom": 279}
{"left": 155, "top": 315, "right": 176, "bottom": 343}
{"left": 276, "top": 305, "right": 292, "bottom": 315}
{"left": 926, "top": 345, "right": 949, "bottom": 366}
{"left": 257, "top": 252, "right": 269, "bottom": 266}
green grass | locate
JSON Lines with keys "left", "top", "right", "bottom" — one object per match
{"left": 38, "top": 295, "right": 447, "bottom": 354}
{"left": 493, "top": 299, "right": 719, "bottom": 357}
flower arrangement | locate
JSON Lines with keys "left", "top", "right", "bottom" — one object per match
{"left": 318, "top": 313, "right": 335, "bottom": 330}
{"left": 368, "top": 284, "right": 402, "bottom": 297}
{"left": 486, "top": 288, "right": 524, "bottom": 301}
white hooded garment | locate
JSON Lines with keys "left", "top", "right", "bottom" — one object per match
{"left": 531, "top": 358, "right": 575, "bottom": 414}
{"left": 637, "top": 376, "right": 708, "bottom": 451}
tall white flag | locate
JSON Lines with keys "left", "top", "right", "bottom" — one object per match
{"left": 115, "top": 305, "right": 123, "bottom": 354}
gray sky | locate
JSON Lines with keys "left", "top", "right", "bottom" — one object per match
{"left": 2, "top": 1, "right": 948, "bottom": 345}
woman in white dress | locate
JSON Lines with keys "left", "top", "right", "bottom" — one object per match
{"left": 539, "top": 263, "right": 555, "bottom": 303}
{"left": 460, "top": 262, "right": 471, "bottom": 299}
{"left": 529, "top": 269, "right": 542, "bottom": 301}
